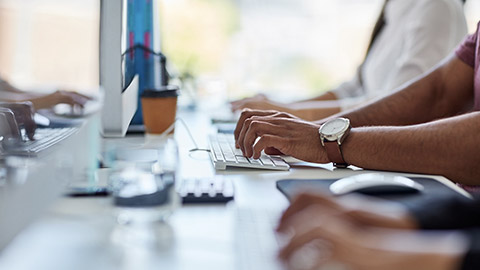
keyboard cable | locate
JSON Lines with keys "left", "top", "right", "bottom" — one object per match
{"left": 156, "top": 118, "right": 211, "bottom": 153}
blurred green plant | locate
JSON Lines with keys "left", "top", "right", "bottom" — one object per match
{"left": 160, "top": 0, "right": 239, "bottom": 77}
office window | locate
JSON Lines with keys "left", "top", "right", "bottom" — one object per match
{"left": 162, "top": 0, "right": 480, "bottom": 107}
{"left": 0, "top": 0, "right": 479, "bottom": 101}
{"left": 0, "top": 0, "right": 99, "bottom": 94}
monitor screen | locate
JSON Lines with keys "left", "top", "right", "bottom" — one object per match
{"left": 121, "top": 0, "right": 135, "bottom": 92}
{"left": 100, "top": 0, "right": 139, "bottom": 137}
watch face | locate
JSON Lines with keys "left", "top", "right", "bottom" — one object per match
{"left": 321, "top": 118, "right": 349, "bottom": 136}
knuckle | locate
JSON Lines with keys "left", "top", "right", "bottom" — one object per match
{"left": 250, "top": 120, "right": 260, "bottom": 128}
{"left": 240, "top": 108, "right": 251, "bottom": 115}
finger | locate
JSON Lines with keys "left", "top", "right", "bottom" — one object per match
{"left": 20, "top": 103, "right": 36, "bottom": 139}
{"left": 251, "top": 134, "right": 285, "bottom": 159}
{"left": 24, "top": 118, "right": 37, "bottom": 140}
{"left": 279, "top": 219, "right": 347, "bottom": 261}
{"left": 243, "top": 121, "right": 284, "bottom": 158}
{"left": 61, "top": 95, "right": 87, "bottom": 108}
{"left": 272, "top": 111, "right": 293, "bottom": 119}
{"left": 59, "top": 90, "right": 93, "bottom": 100}
{"left": 235, "top": 109, "right": 253, "bottom": 146}
{"left": 278, "top": 193, "right": 339, "bottom": 232}
{"left": 238, "top": 115, "right": 281, "bottom": 154}
{"left": 230, "top": 100, "right": 246, "bottom": 112}
{"left": 279, "top": 227, "right": 330, "bottom": 261}
{"left": 69, "top": 94, "right": 90, "bottom": 107}
{"left": 17, "top": 104, "right": 37, "bottom": 140}
{"left": 234, "top": 109, "right": 277, "bottom": 145}
{"left": 264, "top": 147, "right": 283, "bottom": 155}
{"left": 237, "top": 116, "right": 254, "bottom": 154}
{"left": 286, "top": 239, "right": 338, "bottom": 270}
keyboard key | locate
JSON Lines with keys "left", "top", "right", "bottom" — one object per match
{"left": 260, "top": 157, "right": 274, "bottom": 166}
{"left": 179, "top": 177, "right": 234, "bottom": 204}
{"left": 209, "top": 134, "right": 289, "bottom": 171}
{"left": 9, "top": 127, "right": 78, "bottom": 155}
{"left": 236, "top": 156, "right": 249, "bottom": 164}
{"left": 248, "top": 158, "right": 262, "bottom": 166}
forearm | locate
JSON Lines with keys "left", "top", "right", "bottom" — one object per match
{"left": 292, "top": 91, "right": 338, "bottom": 104}
{"left": 283, "top": 100, "right": 342, "bottom": 121}
{"left": 0, "top": 80, "right": 24, "bottom": 93}
{"left": 316, "top": 56, "right": 474, "bottom": 127}
{"left": 342, "top": 112, "right": 480, "bottom": 185}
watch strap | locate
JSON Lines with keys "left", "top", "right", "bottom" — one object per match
{"left": 324, "top": 141, "right": 348, "bottom": 168}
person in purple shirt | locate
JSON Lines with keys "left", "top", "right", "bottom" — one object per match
{"left": 234, "top": 22, "right": 480, "bottom": 187}
{"left": 233, "top": 18, "right": 480, "bottom": 270}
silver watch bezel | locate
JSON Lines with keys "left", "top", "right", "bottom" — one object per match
{"left": 319, "top": 118, "right": 351, "bottom": 146}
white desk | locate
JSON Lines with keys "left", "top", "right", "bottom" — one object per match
{"left": 0, "top": 109, "right": 470, "bottom": 270}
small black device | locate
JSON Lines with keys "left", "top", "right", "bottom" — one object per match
{"left": 65, "top": 186, "right": 110, "bottom": 197}
{"left": 178, "top": 177, "right": 234, "bottom": 204}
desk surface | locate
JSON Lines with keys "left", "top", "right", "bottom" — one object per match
{"left": 0, "top": 109, "right": 470, "bottom": 270}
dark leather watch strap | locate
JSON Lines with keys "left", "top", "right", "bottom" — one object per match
{"left": 324, "top": 141, "right": 348, "bottom": 168}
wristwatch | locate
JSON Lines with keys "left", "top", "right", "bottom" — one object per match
{"left": 319, "top": 118, "right": 351, "bottom": 168}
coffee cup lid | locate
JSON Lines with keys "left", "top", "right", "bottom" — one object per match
{"left": 141, "top": 85, "right": 179, "bottom": 98}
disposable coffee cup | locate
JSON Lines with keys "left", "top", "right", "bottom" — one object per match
{"left": 141, "top": 86, "right": 179, "bottom": 134}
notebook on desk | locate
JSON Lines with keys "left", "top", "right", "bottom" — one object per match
{"left": 277, "top": 177, "right": 469, "bottom": 209}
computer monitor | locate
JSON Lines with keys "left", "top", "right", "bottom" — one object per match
{"left": 99, "top": 0, "right": 139, "bottom": 137}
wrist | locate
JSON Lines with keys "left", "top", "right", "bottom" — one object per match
{"left": 319, "top": 118, "right": 351, "bottom": 167}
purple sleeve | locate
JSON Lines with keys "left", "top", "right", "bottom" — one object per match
{"left": 455, "top": 32, "right": 477, "bottom": 68}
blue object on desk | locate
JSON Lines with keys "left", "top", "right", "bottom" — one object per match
{"left": 130, "top": 0, "right": 159, "bottom": 126}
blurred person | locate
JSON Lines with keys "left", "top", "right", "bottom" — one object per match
{"left": 0, "top": 102, "right": 36, "bottom": 152}
{"left": 231, "top": 0, "right": 468, "bottom": 121}
{"left": 233, "top": 16, "right": 480, "bottom": 187}
{"left": 277, "top": 192, "right": 480, "bottom": 270}
{"left": 0, "top": 77, "right": 91, "bottom": 111}
{"left": 0, "top": 102, "right": 36, "bottom": 140}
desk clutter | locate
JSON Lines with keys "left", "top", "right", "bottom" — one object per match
{"left": 66, "top": 177, "right": 235, "bottom": 205}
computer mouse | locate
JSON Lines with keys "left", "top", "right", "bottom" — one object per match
{"left": 329, "top": 173, "right": 424, "bottom": 195}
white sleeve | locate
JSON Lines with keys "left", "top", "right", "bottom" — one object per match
{"left": 330, "top": 72, "right": 365, "bottom": 100}
{"left": 329, "top": 74, "right": 374, "bottom": 111}
{"left": 382, "top": 0, "right": 467, "bottom": 91}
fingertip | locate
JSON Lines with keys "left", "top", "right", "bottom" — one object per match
{"left": 276, "top": 223, "right": 284, "bottom": 233}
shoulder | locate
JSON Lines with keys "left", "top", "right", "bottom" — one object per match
{"left": 402, "top": 0, "right": 466, "bottom": 32}
{"left": 412, "top": 0, "right": 463, "bottom": 18}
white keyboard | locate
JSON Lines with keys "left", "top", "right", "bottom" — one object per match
{"left": 209, "top": 133, "right": 290, "bottom": 171}
{"left": 6, "top": 127, "right": 78, "bottom": 155}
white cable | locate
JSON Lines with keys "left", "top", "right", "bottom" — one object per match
{"left": 155, "top": 118, "right": 210, "bottom": 153}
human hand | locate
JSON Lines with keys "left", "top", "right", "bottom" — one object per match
{"left": 230, "top": 94, "right": 271, "bottom": 111}
{"left": 234, "top": 110, "right": 327, "bottom": 163}
{"left": 0, "top": 108, "right": 21, "bottom": 140}
{"left": 234, "top": 109, "right": 299, "bottom": 141}
{"left": 278, "top": 214, "right": 466, "bottom": 270}
{"left": 30, "top": 90, "right": 92, "bottom": 110}
{"left": 277, "top": 192, "right": 417, "bottom": 235}
{"left": 0, "top": 102, "right": 36, "bottom": 140}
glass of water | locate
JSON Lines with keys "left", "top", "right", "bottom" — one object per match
{"left": 109, "top": 138, "right": 180, "bottom": 224}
